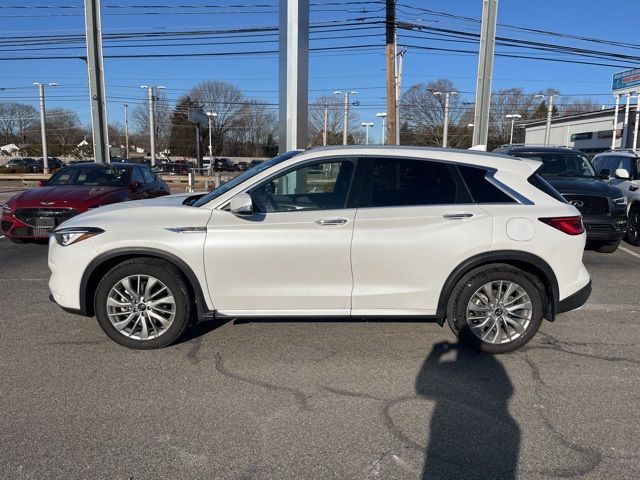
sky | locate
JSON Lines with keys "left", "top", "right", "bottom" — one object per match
{"left": 1, "top": 0, "right": 639, "bottom": 144}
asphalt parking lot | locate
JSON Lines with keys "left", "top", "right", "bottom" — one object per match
{"left": 1, "top": 221, "right": 640, "bottom": 479}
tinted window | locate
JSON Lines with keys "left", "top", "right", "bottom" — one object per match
{"left": 367, "top": 158, "right": 468, "bottom": 207}
{"left": 457, "top": 165, "right": 515, "bottom": 203}
{"left": 141, "top": 167, "right": 155, "bottom": 184}
{"left": 250, "top": 160, "right": 355, "bottom": 213}
{"left": 527, "top": 174, "right": 567, "bottom": 203}
{"left": 47, "top": 165, "right": 127, "bottom": 187}
{"left": 131, "top": 167, "right": 145, "bottom": 185}
{"left": 514, "top": 152, "right": 596, "bottom": 178}
{"left": 594, "top": 155, "right": 633, "bottom": 175}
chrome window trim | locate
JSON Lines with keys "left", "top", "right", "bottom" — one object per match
{"left": 485, "top": 170, "right": 534, "bottom": 205}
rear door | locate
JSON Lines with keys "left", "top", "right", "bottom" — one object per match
{"left": 350, "top": 157, "right": 493, "bottom": 316}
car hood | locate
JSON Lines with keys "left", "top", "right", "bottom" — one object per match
{"left": 542, "top": 176, "right": 623, "bottom": 197}
{"left": 7, "top": 185, "right": 124, "bottom": 209}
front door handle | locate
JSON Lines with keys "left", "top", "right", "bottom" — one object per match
{"left": 315, "top": 217, "right": 349, "bottom": 226}
{"left": 442, "top": 212, "right": 475, "bottom": 220}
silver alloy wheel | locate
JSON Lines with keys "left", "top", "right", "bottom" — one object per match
{"left": 106, "top": 275, "right": 176, "bottom": 340}
{"left": 465, "top": 280, "right": 532, "bottom": 344}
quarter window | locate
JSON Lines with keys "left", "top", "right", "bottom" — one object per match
{"left": 366, "top": 158, "right": 469, "bottom": 207}
{"left": 457, "top": 165, "right": 515, "bottom": 203}
{"left": 131, "top": 167, "right": 145, "bottom": 185}
{"left": 250, "top": 160, "right": 355, "bottom": 212}
{"left": 141, "top": 167, "right": 155, "bottom": 184}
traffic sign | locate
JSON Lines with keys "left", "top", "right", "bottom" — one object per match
{"left": 612, "top": 68, "right": 640, "bottom": 94}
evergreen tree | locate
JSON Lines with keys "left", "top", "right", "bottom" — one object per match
{"left": 168, "top": 95, "right": 199, "bottom": 157}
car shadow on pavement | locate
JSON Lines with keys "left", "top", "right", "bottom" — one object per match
{"left": 173, "top": 319, "right": 229, "bottom": 346}
{"left": 417, "top": 341, "right": 519, "bottom": 479}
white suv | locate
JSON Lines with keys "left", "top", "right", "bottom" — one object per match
{"left": 48, "top": 146, "right": 591, "bottom": 353}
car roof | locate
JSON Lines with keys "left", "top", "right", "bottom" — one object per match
{"left": 593, "top": 149, "right": 640, "bottom": 158}
{"left": 494, "top": 145, "right": 585, "bottom": 154}
{"left": 64, "top": 162, "right": 140, "bottom": 169}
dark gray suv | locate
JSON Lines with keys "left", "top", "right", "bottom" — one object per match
{"left": 494, "top": 145, "right": 628, "bottom": 253}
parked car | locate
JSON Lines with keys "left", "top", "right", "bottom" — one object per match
{"left": 495, "top": 145, "right": 627, "bottom": 253}
{"left": 152, "top": 162, "right": 192, "bottom": 176}
{"left": 1, "top": 157, "right": 37, "bottom": 173}
{"left": 591, "top": 149, "right": 640, "bottom": 245}
{"left": 30, "top": 157, "right": 65, "bottom": 173}
{"left": 48, "top": 146, "right": 590, "bottom": 352}
{"left": 2, "top": 162, "right": 169, "bottom": 243}
{"left": 213, "top": 157, "right": 234, "bottom": 172}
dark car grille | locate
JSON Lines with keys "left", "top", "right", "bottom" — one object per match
{"left": 562, "top": 195, "right": 609, "bottom": 215}
{"left": 14, "top": 208, "right": 79, "bottom": 229}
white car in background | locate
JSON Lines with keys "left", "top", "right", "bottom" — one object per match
{"left": 48, "top": 146, "right": 591, "bottom": 353}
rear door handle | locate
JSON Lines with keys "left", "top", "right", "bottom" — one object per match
{"left": 442, "top": 212, "right": 475, "bottom": 220}
{"left": 315, "top": 217, "right": 349, "bottom": 226}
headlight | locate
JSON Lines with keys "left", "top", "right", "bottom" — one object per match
{"left": 1, "top": 204, "right": 11, "bottom": 214}
{"left": 54, "top": 227, "right": 104, "bottom": 246}
{"left": 613, "top": 196, "right": 627, "bottom": 206}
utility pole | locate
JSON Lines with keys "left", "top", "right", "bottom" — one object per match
{"left": 505, "top": 113, "right": 521, "bottom": 145}
{"left": 395, "top": 47, "right": 407, "bottom": 145}
{"left": 633, "top": 93, "right": 639, "bottom": 150}
{"left": 433, "top": 91, "right": 457, "bottom": 148}
{"left": 376, "top": 112, "right": 387, "bottom": 144}
{"left": 322, "top": 102, "right": 328, "bottom": 146}
{"left": 361, "top": 122, "right": 374, "bottom": 145}
{"left": 472, "top": 0, "right": 498, "bottom": 148}
{"left": 206, "top": 111, "right": 217, "bottom": 156}
{"left": 141, "top": 85, "right": 164, "bottom": 166}
{"left": 335, "top": 90, "right": 357, "bottom": 145}
{"left": 611, "top": 94, "right": 621, "bottom": 150}
{"left": 386, "top": 0, "right": 397, "bottom": 145}
{"left": 623, "top": 92, "right": 632, "bottom": 148}
{"left": 123, "top": 103, "right": 129, "bottom": 159}
{"left": 84, "top": 0, "right": 109, "bottom": 164}
{"left": 34, "top": 82, "right": 58, "bottom": 174}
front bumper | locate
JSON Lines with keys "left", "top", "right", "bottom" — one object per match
{"left": 557, "top": 280, "right": 591, "bottom": 314}
{"left": 583, "top": 215, "right": 627, "bottom": 242}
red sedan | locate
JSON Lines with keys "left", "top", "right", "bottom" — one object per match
{"left": 1, "top": 162, "right": 170, "bottom": 243}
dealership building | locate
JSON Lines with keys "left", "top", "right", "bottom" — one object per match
{"left": 521, "top": 105, "right": 638, "bottom": 156}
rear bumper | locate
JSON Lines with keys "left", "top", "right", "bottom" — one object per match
{"left": 557, "top": 279, "right": 591, "bottom": 314}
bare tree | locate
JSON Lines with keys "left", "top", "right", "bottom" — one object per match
{"left": 188, "top": 81, "right": 245, "bottom": 155}
{"left": 45, "top": 109, "right": 85, "bottom": 156}
{"left": 131, "top": 92, "right": 171, "bottom": 153}
{"left": 489, "top": 88, "right": 542, "bottom": 146}
{"left": 400, "top": 79, "right": 466, "bottom": 147}
{"left": 560, "top": 97, "right": 600, "bottom": 116}
{"left": 0, "top": 102, "right": 37, "bottom": 145}
{"left": 227, "top": 100, "right": 277, "bottom": 156}
{"left": 308, "top": 95, "right": 361, "bottom": 146}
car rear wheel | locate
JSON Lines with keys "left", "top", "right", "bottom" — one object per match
{"left": 626, "top": 205, "right": 640, "bottom": 246}
{"left": 95, "top": 258, "right": 191, "bottom": 349}
{"left": 446, "top": 264, "right": 544, "bottom": 354}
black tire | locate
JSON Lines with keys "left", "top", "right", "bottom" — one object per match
{"left": 446, "top": 264, "right": 544, "bottom": 354}
{"left": 591, "top": 240, "right": 620, "bottom": 253}
{"left": 626, "top": 205, "right": 640, "bottom": 246}
{"left": 94, "top": 258, "right": 191, "bottom": 349}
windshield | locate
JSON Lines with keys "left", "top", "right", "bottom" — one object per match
{"left": 47, "top": 165, "right": 128, "bottom": 187}
{"left": 192, "top": 150, "right": 303, "bottom": 207}
{"left": 515, "top": 152, "right": 596, "bottom": 178}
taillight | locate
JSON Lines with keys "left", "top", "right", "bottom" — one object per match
{"left": 539, "top": 216, "right": 585, "bottom": 235}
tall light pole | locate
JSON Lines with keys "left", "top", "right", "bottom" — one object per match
{"left": 610, "top": 94, "right": 621, "bottom": 150}
{"left": 335, "top": 90, "right": 357, "bottom": 145}
{"left": 433, "top": 91, "right": 457, "bottom": 148}
{"left": 141, "top": 85, "right": 164, "bottom": 166}
{"left": 123, "top": 103, "right": 129, "bottom": 159}
{"left": 633, "top": 92, "right": 640, "bottom": 150}
{"left": 34, "top": 82, "right": 58, "bottom": 174}
{"left": 206, "top": 112, "right": 217, "bottom": 157}
{"left": 361, "top": 122, "right": 374, "bottom": 145}
{"left": 505, "top": 114, "right": 522, "bottom": 145}
{"left": 376, "top": 112, "right": 388, "bottom": 144}
{"left": 322, "top": 101, "right": 328, "bottom": 146}
{"left": 536, "top": 94, "right": 556, "bottom": 146}
{"left": 623, "top": 92, "right": 632, "bottom": 148}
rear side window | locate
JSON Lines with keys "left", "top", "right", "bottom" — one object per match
{"left": 527, "top": 173, "right": 567, "bottom": 203}
{"left": 457, "top": 165, "right": 516, "bottom": 203}
{"left": 366, "top": 158, "right": 470, "bottom": 207}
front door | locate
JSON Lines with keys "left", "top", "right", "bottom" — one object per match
{"left": 204, "top": 157, "right": 359, "bottom": 316}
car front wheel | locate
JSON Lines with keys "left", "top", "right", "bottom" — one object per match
{"left": 95, "top": 258, "right": 191, "bottom": 349}
{"left": 446, "top": 264, "right": 544, "bottom": 354}
{"left": 627, "top": 205, "right": 640, "bottom": 246}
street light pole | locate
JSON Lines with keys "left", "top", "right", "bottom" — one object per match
{"left": 535, "top": 94, "right": 556, "bottom": 146}
{"left": 123, "top": 103, "right": 129, "bottom": 159}
{"left": 376, "top": 112, "right": 387, "bottom": 144}
{"left": 433, "top": 91, "right": 457, "bottom": 148}
{"left": 34, "top": 82, "right": 58, "bottom": 174}
{"left": 335, "top": 90, "right": 357, "bottom": 145}
{"left": 323, "top": 102, "right": 328, "bottom": 146}
{"left": 141, "top": 85, "right": 164, "bottom": 166}
{"left": 206, "top": 112, "right": 217, "bottom": 157}
{"left": 361, "top": 122, "right": 374, "bottom": 145}
{"left": 611, "top": 94, "right": 621, "bottom": 150}
{"left": 633, "top": 92, "right": 640, "bottom": 150}
{"left": 505, "top": 114, "right": 522, "bottom": 145}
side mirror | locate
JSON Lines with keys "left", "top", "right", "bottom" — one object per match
{"left": 129, "top": 181, "right": 142, "bottom": 192}
{"left": 615, "top": 168, "right": 630, "bottom": 180}
{"left": 38, "top": 180, "right": 47, "bottom": 187}
{"left": 598, "top": 168, "right": 611, "bottom": 180}
{"left": 230, "top": 193, "right": 253, "bottom": 215}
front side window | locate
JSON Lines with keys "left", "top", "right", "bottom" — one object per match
{"left": 250, "top": 160, "right": 355, "bottom": 212}
{"left": 366, "top": 158, "right": 468, "bottom": 207}
{"left": 131, "top": 167, "right": 145, "bottom": 185}
{"left": 141, "top": 167, "right": 156, "bottom": 184}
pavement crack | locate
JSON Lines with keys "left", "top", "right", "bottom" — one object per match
{"left": 214, "top": 352, "right": 309, "bottom": 408}
{"left": 322, "top": 385, "right": 386, "bottom": 402}
{"left": 529, "top": 331, "right": 640, "bottom": 365}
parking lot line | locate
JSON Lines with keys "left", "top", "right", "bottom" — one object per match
{"left": 620, "top": 246, "right": 640, "bottom": 261}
